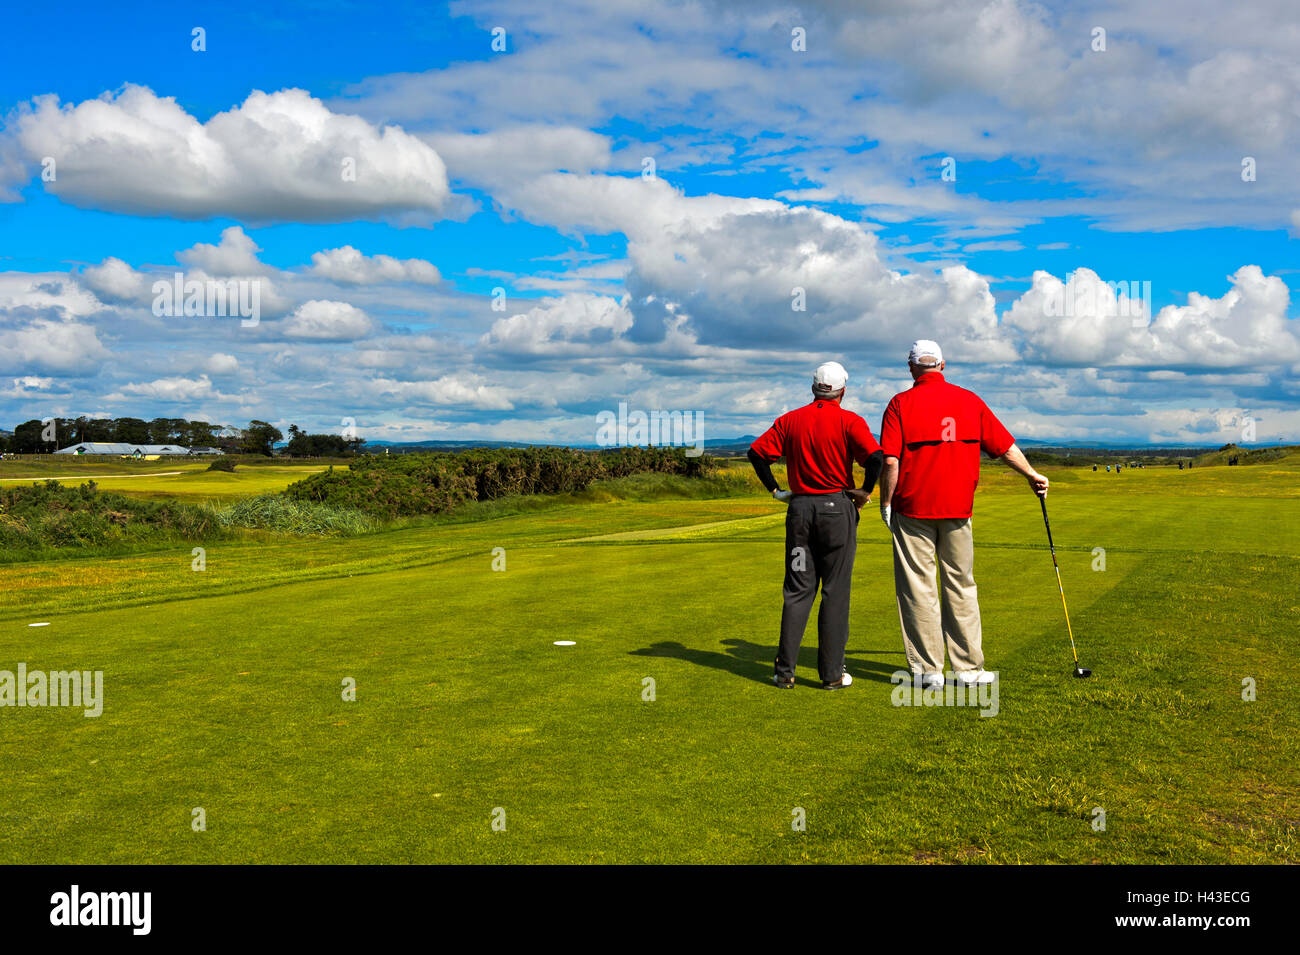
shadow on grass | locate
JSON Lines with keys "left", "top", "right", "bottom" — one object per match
{"left": 630, "top": 638, "right": 904, "bottom": 686}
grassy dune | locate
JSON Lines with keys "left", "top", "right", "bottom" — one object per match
{"left": 0, "top": 455, "right": 1295, "bottom": 863}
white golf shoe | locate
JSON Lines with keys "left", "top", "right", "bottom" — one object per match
{"left": 954, "top": 669, "right": 996, "bottom": 686}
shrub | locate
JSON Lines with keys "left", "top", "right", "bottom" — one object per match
{"left": 283, "top": 446, "right": 717, "bottom": 518}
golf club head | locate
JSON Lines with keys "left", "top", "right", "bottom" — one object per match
{"left": 1073, "top": 667, "right": 1092, "bottom": 678}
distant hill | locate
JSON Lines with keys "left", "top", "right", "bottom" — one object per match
{"left": 1193, "top": 444, "right": 1298, "bottom": 467}
{"left": 355, "top": 437, "right": 1297, "bottom": 459}
{"left": 361, "top": 436, "right": 760, "bottom": 455}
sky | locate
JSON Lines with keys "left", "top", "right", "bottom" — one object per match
{"left": 0, "top": 0, "right": 1297, "bottom": 446}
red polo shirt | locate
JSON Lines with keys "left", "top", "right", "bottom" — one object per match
{"left": 879, "top": 373, "right": 1014, "bottom": 519}
{"left": 750, "top": 399, "right": 881, "bottom": 495}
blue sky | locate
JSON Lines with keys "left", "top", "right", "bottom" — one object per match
{"left": 1, "top": 0, "right": 1297, "bottom": 445}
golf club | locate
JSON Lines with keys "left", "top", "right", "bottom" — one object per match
{"left": 1039, "top": 495, "right": 1092, "bottom": 678}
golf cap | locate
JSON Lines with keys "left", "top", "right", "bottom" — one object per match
{"left": 812, "top": 361, "right": 848, "bottom": 395}
{"left": 908, "top": 339, "right": 944, "bottom": 366}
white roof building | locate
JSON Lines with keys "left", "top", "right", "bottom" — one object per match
{"left": 55, "top": 443, "right": 194, "bottom": 456}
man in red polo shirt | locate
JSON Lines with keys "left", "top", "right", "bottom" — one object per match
{"left": 748, "top": 361, "right": 884, "bottom": 690}
{"left": 878, "top": 340, "right": 1049, "bottom": 687}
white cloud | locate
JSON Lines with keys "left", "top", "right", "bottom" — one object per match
{"left": 1147, "top": 265, "right": 1299, "bottom": 367}
{"left": 11, "top": 85, "right": 452, "bottom": 222}
{"left": 0, "top": 272, "right": 104, "bottom": 317}
{"left": 79, "top": 257, "right": 154, "bottom": 305}
{"left": 118, "top": 374, "right": 217, "bottom": 402}
{"left": 307, "top": 245, "right": 441, "bottom": 285}
{"left": 205, "top": 353, "right": 239, "bottom": 375}
{"left": 367, "top": 374, "right": 515, "bottom": 410}
{"left": 281, "top": 300, "right": 374, "bottom": 340}
{"left": 177, "top": 226, "right": 271, "bottom": 276}
{"left": 480, "top": 294, "right": 633, "bottom": 357}
{"left": 1005, "top": 265, "right": 1298, "bottom": 368}
{"left": 423, "top": 124, "right": 612, "bottom": 187}
{"left": 0, "top": 318, "right": 111, "bottom": 375}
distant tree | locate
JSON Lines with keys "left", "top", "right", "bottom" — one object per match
{"left": 149, "top": 417, "right": 186, "bottom": 444}
{"left": 188, "top": 421, "right": 220, "bottom": 446}
{"left": 284, "top": 431, "right": 363, "bottom": 457}
{"left": 80, "top": 417, "right": 113, "bottom": 442}
{"left": 113, "top": 417, "right": 150, "bottom": 444}
{"left": 241, "top": 420, "right": 283, "bottom": 456}
{"left": 11, "top": 420, "right": 46, "bottom": 454}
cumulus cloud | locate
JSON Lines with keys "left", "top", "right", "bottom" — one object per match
{"left": 177, "top": 226, "right": 271, "bottom": 276}
{"left": 483, "top": 173, "right": 1017, "bottom": 361}
{"left": 10, "top": 85, "right": 452, "bottom": 222}
{"left": 308, "top": 246, "right": 441, "bottom": 285}
{"left": 281, "top": 300, "right": 374, "bottom": 340}
{"left": 479, "top": 294, "right": 633, "bottom": 357}
{"left": 1005, "top": 265, "right": 1298, "bottom": 369}
{"left": 0, "top": 272, "right": 104, "bottom": 317}
{"left": 1147, "top": 265, "right": 1299, "bottom": 367}
{"left": 367, "top": 374, "right": 515, "bottom": 410}
{"left": 117, "top": 374, "right": 218, "bottom": 401}
{"left": 79, "top": 257, "right": 154, "bottom": 305}
{"left": 205, "top": 353, "right": 239, "bottom": 375}
{"left": 0, "top": 318, "right": 111, "bottom": 375}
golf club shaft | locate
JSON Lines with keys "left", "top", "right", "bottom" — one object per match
{"left": 1039, "top": 496, "right": 1081, "bottom": 667}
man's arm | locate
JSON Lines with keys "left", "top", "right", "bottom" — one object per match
{"left": 860, "top": 450, "right": 884, "bottom": 494}
{"left": 998, "top": 443, "right": 1050, "bottom": 496}
{"left": 878, "top": 456, "right": 899, "bottom": 526}
{"left": 747, "top": 447, "right": 780, "bottom": 493}
{"left": 845, "top": 450, "right": 885, "bottom": 510}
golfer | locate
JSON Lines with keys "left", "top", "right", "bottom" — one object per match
{"left": 748, "top": 361, "right": 884, "bottom": 690}
{"left": 878, "top": 341, "right": 1049, "bottom": 688}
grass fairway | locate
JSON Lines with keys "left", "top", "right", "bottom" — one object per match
{"left": 1, "top": 459, "right": 1296, "bottom": 863}
{"left": 0, "top": 457, "right": 337, "bottom": 502}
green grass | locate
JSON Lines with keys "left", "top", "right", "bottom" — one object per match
{"left": 0, "top": 456, "right": 337, "bottom": 502}
{"left": 0, "top": 456, "right": 1295, "bottom": 863}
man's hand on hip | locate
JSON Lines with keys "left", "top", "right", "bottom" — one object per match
{"left": 772, "top": 488, "right": 793, "bottom": 503}
{"left": 845, "top": 488, "right": 870, "bottom": 510}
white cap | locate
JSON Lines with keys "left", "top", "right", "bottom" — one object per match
{"left": 812, "top": 361, "right": 848, "bottom": 395}
{"left": 908, "top": 340, "right": 944, "bottom": 366}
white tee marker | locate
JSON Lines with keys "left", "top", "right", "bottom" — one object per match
{"left": 553, "top": 640, "right": 576, "bottom": 646}
{"left": 29, "top": 622, "right": 50, "bottom": 627}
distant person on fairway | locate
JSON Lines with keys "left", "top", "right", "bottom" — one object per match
{"left": 748, "top": 362, "right": 884, "bottom": 690}
{"left": 878, "top": 341, "right": 1049, "bottom": 688}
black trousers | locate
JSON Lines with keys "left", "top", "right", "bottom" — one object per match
{"left": 776, "top": 492, "right": 859, "bottom": 683}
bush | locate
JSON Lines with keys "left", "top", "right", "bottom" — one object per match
{"left": 206, "top": 456, "right": 238, "bottom": 472}
{"left": 284, "top": 446, "right": 718, "bottom": 518}
{"left": 0, "top": 480, "right": 225, "bottom": 553}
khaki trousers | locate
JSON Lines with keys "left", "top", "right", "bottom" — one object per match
{"left": 891, "top": 512, "right": 983, "bottom": 674}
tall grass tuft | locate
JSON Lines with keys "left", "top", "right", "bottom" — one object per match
{"left": 217, "top": 494, "right": 373, "bottom": 535}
